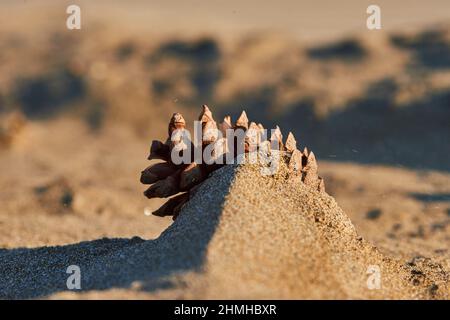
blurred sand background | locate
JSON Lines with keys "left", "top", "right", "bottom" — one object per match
{"left": 0, "top": 0, "right": 449, "bottom": 298}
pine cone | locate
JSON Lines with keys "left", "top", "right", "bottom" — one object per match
{"left": 141, "top": 105, "right": 325, "bottom": 220}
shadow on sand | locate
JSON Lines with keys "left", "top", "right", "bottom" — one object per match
{"left": 0, "top": 216, "right": 217, "bottom": 299}
{"left": 0, "top": 167, "right": 233, "bottom": 299}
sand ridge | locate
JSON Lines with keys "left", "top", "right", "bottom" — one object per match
{"left": 2, "top": 159, "right": 447, "bottom": 299}
{"left": 0, "top": 3, "right": 449, "bottom": 299}
{"left": 196, "top": 162, "right": 449, "bottom": 299}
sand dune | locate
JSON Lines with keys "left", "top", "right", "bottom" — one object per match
{"left": 1, "top": 161, "right": 447, "bottom": 299}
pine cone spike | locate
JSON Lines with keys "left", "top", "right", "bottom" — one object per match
{"left": 168, "top": 113, "right": 186, "bottom": 136}
{"left": 306, "top": 151, "right": 318, "bottom": 171}
{"left": 235, "top": 110, "right": 249, "bottom": 130}
{"left": 301, "top": 147, "right": 309, "bottom": 167}
{"left": 199, "top": 104, "right": 214, "bottom": 123}
{"left": 207, "top": 137, "right": 229, "bottom": 164}
{"left": 303, "top": 147, "right": 309, "bottom": 157}
{"left": 248, "top": 122, "right": 258, "bottom": 130}
{"left": 285, "top": 132, "right": 297, "bottom": 153}
{"left": 148, "top": 140, "right": 170, "bottom": 161}
{"left": 202, "top": 118, "right": 218, "bottom": 145}
{"left": 168, "top": 113, "right": 191, "bottom": 159}
{"left": 302, "top": 151, "right": 319, "bottom": 186}
{"left": 270, "top": 126, "right": 284, "bottom": 151}
{"left": 245, "top": 122, "right": 260, "bottom": 152}
{"left": 152, "top": 193, "right": 189, "bottom": 217}
{"left": 144, "top": 173, "right": 180, "bottom": 198}
{"left": 220, "top": 116, "right": 233, "bottom": 136}
{"left": 140, "top": 162, "right": 177, "bottom": 184}
{"left": 288, "top": 149, "right": 303, "bottom": 172}
{"left": 198, "top": 105, "right": 218, "bottom": 145}
{"left": 257, "top": 123, "right": 267, "bottom": 140}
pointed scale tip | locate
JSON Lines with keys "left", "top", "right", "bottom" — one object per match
{"left": 220, "top": 116, "right": 233, "bottom": 136}
{"left": 140, "top": 162, "right": 177, "bottom": 184}
{"left": 222, "top": 116, "right": 232, "bottom": 129}
{"left": 171, "top": 112, "right": 185, "bottom": 124}
{"left": 224, "top": 116, "right": 232, "bottom": 126}
{"left": 199, "top": 105, "right": 214, "bottom": 123}
{"left": 285, "top": 132, "right": 297, "bottom": 153}
{"left": 270, "top": 126, "right": 284, "bottom": 150}
{"left": 168, "top": 113, "right": 186, "bottom": 135}
{"left": 246, "top": 122, "right": 261, "bottom": 150}
{"left": 202, "top": 119, "right": 218, "bottom": 145}
{"left": 148, "top": 140, "right": 170, "bottom": 161}
{"left": 248, "top": 122, "right": 258, "bottom": 130}
{"left": 144, "top": 174, "right": 180, "bottom": 199}
{"left": 303, "top": 147, "right": 309, "bottom": 157}
{"left": 270, "top": 126, "right": 281, "bottom": 139}
{"left": 235, "top": 110, "right": 249, "bottom": 129}
{"left": 288, "top": 149, "right": 302, "bottom": 172}
{"left": 304, "top": 151, "right": 318, "bottom": 171}
{"left": 152, "top": 193, "right": 189, "bottom": 217}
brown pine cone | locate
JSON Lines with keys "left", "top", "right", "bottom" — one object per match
{"left": 141, "top": 105, "right": 325, "bottom": 220}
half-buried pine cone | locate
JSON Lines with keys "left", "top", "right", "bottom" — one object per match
{"left": 141, "top": 105, "right": 325, "bottom": 220}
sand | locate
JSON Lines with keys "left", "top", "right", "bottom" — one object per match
{"left": 0, "top": 1, "right": 449, "bottom": 300}
{"left": 1, "top": 161, "right": 447, "bottom": 299}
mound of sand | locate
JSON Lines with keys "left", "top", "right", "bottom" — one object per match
{"left": 1, "top": 161, "right": 448, "bottom": 299}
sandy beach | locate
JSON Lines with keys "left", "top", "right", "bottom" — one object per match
{"left": 0, "top": 1, "right": 449, "bottom": 299}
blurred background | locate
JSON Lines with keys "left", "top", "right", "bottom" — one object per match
{"left": 0, "top": 0, "right": 449, "bottom": 260}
